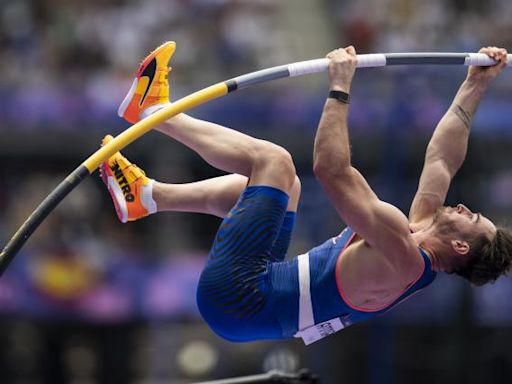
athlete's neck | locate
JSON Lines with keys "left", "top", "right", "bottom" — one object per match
{"left": 411, "top": 229, "right": 450, "bottom": 272}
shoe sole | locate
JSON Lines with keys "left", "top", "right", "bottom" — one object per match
{"left": 117, "top": 78, "right": 138, "bottom": 119}
{"left": 100, "top": 162, "right": 129, "bottom": 223}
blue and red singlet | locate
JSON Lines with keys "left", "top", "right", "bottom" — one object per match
{"left": 196, "top": 186, "right": 436, "bottom": 344}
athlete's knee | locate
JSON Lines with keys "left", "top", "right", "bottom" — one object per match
{"left": 253, "top": 141, "right": 296, "bottom": 187}
{"left": 269, "top": 145, "right": 295, "bottom": 177}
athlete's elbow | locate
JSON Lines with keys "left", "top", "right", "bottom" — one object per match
{"left": 426, "top": 142, "right": 465, "bottom": 176}
{"left": 313, "top": 161, "right": 330, "bottom": 181}
{"left": 425, "top": 151, "right": 461, "bottom": 179}
{"left": 313, "top": 158, "right": 329, "bottom": 180}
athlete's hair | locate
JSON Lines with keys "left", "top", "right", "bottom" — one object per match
{"left": 454, "top": 227, "right": 512, "bottom": 286}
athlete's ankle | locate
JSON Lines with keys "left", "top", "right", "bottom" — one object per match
{"left": 150, "top": 181, "right": 167, "bottom": 213}
{"left": 141, "top": 179, "right": 158, "bottom": 215}
{"left": 141, "top": 102, "right": 172, "bottom": 120}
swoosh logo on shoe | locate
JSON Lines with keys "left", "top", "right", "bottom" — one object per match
{"left": 139, "top": 57, "right": 157, "bottom": 106}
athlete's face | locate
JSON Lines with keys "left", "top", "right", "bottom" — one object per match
{"left": 433, "top": 204, "right": 496, "bottom": 242}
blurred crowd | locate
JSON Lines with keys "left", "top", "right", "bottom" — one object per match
{"left": 1, "top": 0, "right": 512, "bottom": 131}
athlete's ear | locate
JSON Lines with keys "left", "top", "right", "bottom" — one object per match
{"left": 451, "top": 239, "right": 470, "bottom": 255}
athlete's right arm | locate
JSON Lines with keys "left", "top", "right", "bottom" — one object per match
{"left": 314, "top": 47, "right": 417, "bottom": 266}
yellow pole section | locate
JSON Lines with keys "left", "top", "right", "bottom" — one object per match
{"left": 83, "top": 82, "right": 228, "bottom": 172}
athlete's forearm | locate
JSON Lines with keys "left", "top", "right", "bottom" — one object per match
{"left": 313, "top": 99, "right": 351, "bottom": 176}
{"left": 425, "top": 78, "right": 489, "bottom": 176}
{"left": 453, "top": 76, "right": 492, "bottom": 116}
{"left": 314, "top": 46, "right": 357, "bottom": 177}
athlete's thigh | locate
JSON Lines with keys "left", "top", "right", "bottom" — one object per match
{"left": 199, "top": 185, "right": 289, "bottom": 318}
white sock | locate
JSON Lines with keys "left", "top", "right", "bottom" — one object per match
{"left": 141, "top": 179, "right": 157, "bottom": 215}
{"left": 141, "top": 102, "right": 172, "bottom": 120}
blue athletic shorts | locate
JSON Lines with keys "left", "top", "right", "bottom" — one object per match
{"left": 196, "top": 185, "right": 294, "bottom": 341}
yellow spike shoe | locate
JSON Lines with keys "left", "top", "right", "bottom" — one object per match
{"left": 118, "top": 41, "right": 176, "bottom": 124}
{"left": 99, "top": 135, "right": 157, "bottom": 223}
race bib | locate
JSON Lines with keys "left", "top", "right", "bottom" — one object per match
{"left": 294, "top": 317, "right": 349, "bottom": 345}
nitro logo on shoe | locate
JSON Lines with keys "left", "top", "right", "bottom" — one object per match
{"left": 110, "top": 162, "right": 135, "bottom": 202}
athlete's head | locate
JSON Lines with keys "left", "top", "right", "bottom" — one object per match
{"left": 432, "top": 204, "right": 512, "bottom": 285}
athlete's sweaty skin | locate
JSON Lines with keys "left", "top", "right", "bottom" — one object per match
{"left": 313, "top": 46, "right": 508, "bottom": 310}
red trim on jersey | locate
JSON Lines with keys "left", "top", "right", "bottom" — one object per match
{"left": 334, "top": 233, "right": 426, "bottom": 313}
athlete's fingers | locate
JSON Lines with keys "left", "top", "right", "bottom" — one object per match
{"left": 345, "top": 45, "right": 356, "bottom": 56}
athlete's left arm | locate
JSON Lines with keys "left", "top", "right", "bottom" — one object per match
{"left": 409, "top": 47, "right": 508, "bottom": 225}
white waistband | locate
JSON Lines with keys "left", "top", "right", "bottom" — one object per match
{"left": 296, "top": 253, "right": 314, "bottom": 330}
{"left": 294, "top": 252, "right": 346, "bottom": 345}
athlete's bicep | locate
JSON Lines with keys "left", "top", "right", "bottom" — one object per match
{"left": 409, "top": 159, "right": 451, "bottom": 224}
{"left": 319, "top": 167, "right": 412, "bottom": 254}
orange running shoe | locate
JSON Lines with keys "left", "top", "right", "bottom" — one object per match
{"left": 100, "top": 135, "right": 157, "bottom": 223}
{"left": 118, "top": 41, "right": 176, "bottom": 124}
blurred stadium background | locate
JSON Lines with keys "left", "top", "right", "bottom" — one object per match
{"left": 1, "top": 0, "right": 512, "bottom": 383}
